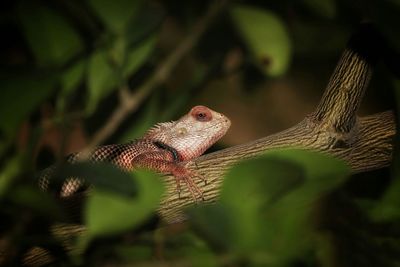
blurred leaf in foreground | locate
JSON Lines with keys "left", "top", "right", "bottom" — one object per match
{"left": 230, "top": 4, "right": 292, "bottom": 77}
{"left": 189, "top": 149, "right": 349, "bottom": 266}
{"left": 85, "top": 169, "right": 164, "bottom": 238}
{"left": 52, "top": 162, "right": 137, "bottom": 197}
{"left": 258, "top": 149, "right": 349, "bottom": 265}
{"left": 220, "top": 158, "right": 304, "bottom": 254}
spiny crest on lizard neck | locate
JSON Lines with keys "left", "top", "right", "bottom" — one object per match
{"left": 144, "top": 105, "right": 231, "bottom": 160}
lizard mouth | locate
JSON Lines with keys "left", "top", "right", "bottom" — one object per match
{"left": 209, "top": 118, "right": 231, "bottom": 141}
{"left": 201, "top": 119, "right": 230, "bottom": 136}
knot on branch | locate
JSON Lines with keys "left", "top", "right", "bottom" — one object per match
{"left": 325, "top": 120, "right": 359, "bottom": 149}
{"left": 305, "top": 115, "right": 359, "bottom": 150}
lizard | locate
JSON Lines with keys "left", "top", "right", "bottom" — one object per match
{"left": 39, "top": 105, "right": 231, "bottom": 200}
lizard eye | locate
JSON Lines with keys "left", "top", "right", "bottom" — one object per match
{"left": 191, "top": 106, "right": 212, "bottom": 122}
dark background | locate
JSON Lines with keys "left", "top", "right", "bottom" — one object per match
{"left": 0, "top": 0, "right": 399, "bottom": 266}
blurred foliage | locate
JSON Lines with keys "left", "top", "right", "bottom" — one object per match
{"left": 0, "top": 0, "right": 399, "bottom": 266}
{"left": 230, "top": 4, "right": 291, "bottom": 76}
{"left": 85, "top": 170, "right": 164, "bottom": 239}
{"left": 188, "top": 150, "right": 349, "bottom": 266}
{"left": 18, "top": 2, "right": 84, "bottom": 67}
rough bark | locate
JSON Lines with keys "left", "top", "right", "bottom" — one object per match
{"left": 160, "top": 111, "right": 395, "bottom": 222}
{"left": 159, "top": 25, "right": 397, "bottom": 222}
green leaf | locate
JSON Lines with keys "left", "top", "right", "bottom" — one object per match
{"left": 122, "top": 35, "right": 156, "bottom": 78}
{"left": 253, "top": 150, "right": 349, "bottom": 263}
{"left": 220, "top": 158, "right": 305, "bottom": 253}
{"left": 86, "top": 49, "right": 118, "bottom": 114}
{"left": 110, "top": 35, "right": 128, "bottom": 67}
{"left": 85, "top": 170, "right": 164, "bottom": 238}
{"left": 0, "top": 76, "right": 55, "bottom": 137}
{"left": 62, "top": 59, "right": 87, "bottom": 95}
{"left": 53, "top": 162, "right": 137, "bottom": 196}
{"left": 87, "top": 0, "right": 142, "bottom": 33}
{"left": 265, "top": 149, "right": 350, "bottom": 182}
{"left": 302, "top": 0, "right": 336, "bottom": 19}
{"left": 57, "top": 59, "right": 87, "bottom": 113}
{"left": 221, "top": 158, "right": 304, "bottom": 206}
{"left": 0, "top": 155, "right": 22, "bottom": 197}
{"left": 18, "top": 2, "right": 83, "bottom": 66}
{"left": 189, "top": 149, "right": 349, "bottom": 265}
{"left": 230, "top": 4, "right": 292, "bottom": 76}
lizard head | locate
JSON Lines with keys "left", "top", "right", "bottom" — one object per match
{"left": 144, "top": 105, "right": 231, "bottom": 160}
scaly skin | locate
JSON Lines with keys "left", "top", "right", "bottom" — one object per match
{"left": 39, "top": 106, "right": 231, "bottom": 200}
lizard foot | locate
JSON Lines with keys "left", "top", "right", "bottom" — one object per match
{"left": 193, "top": 161, "right": 207, "bottom": 186}
{"left": 173, "top": 168, "right": 205, "bottom": 202}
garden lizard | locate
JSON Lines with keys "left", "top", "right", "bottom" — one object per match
{"left": 39, "top": 105, "right": 231, "bottom": 200}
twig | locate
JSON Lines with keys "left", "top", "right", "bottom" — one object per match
{"left": 314, "top": 24, "right": 383, "bottom": 133}
{"left": 80, "top": 0, "right": 227, "bottom": 157}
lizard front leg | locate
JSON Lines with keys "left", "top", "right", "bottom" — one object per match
{"left": 131, "top": 152, "right": 205, "bottom": 201}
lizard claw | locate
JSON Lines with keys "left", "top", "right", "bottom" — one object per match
{"left": 195, "top": 173, "right": 207, "bottom": 186}
{"left": 193, "top": 161, "right": 207, "bottom": 186}
{"left": 199, "top": 173, "right": 207, "bottom": 186}
{"left": 173, "top": 169, "right": 205, "bottom": 202}
{"left": 175, "top": 180, "right": 182, "bottom": 199}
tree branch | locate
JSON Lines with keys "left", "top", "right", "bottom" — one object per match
{"left": 20, "top": 23, "right": 398, "bottom": 267}
{"left": 314, "top": 48, "right": 372, "bottom": 133}
{"left": 314, "top": 24, "right": 383, "bottom": 134}
{"left": 158, "top": 24, "right": 396, "bottom": 223}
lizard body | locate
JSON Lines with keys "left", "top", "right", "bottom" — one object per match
{"left": 40, "top": 105, "right": 231, "bottom": 200}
